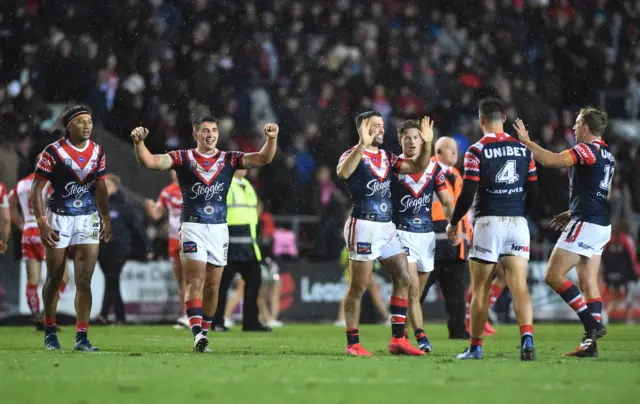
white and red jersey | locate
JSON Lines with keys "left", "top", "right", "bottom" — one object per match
{"left": 0, "top": 182, "right": 9, "bottom": 208}
{"left": 157, "top": 182, "right": 182, "bottom": 240}
{"left": 10, "top": 173, "right": 52, "bottom": 231}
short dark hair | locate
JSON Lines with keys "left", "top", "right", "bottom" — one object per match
{"left": 58, "top": 104, "right": 92, "bottom": 137}
{"left": 355, "top": 111, "right": 382, "bottom": 133}
{"left": 478, "top": 98, "right": 505, "bottom": 122}
{"left": 397, "top": 119, "right": 421, "bottom": 141}
{"left": 192, "top": 115, "right": 217, "bottom": 131}
{"left": 579, "top": 107, "right": 608, "bottom": 137}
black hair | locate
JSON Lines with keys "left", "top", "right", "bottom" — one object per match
{"left": 58, "top": 104, "right": 92, "bottom": 137}
{"left": 355, "top": 111, "right": 382, "bottom": 133}
{"left": 478, "top": 97, "right": 505, "bottom": 122}
{"left": 192, "top": 115, "right": 217, "bottom": 131}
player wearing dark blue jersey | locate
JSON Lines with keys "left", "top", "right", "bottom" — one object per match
{"left": 132, "top": 117, "right": 278, "bottom": 352}
{"left": 514, "top": 107, "right": 610, "bottom": 357}
{"left": 392, "top": 119, "right": 455, "bottom": 353}
{"left": 31, "top": 105, "right": 112, "bottom": 352}
{"left": 336, "top": 111, "right": 434, "bottom": 357}
{"left": 447, "top": 98, "right": 536, "bottom": 361}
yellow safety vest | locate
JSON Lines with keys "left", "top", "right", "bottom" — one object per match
{"left": 227, "top": 177, "right": 261, "bottom": 261}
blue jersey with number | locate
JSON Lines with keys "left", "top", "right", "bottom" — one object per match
{"left": 463, "top": 133, "right": 537, "bottom": 218}
{"left": 168, "top": 149, "right": 244, "bottom": 225}
{"left": 339, "top": 147, "right": 403, "bottom": 223}
{"left": 392, "top": 158, "right": 447, "bottom": 233}
{"left": 566, "top": 141, "right": 615, "bottom": 226}
{"left": 34, "top": 138, "right": 107, "bottom": 216}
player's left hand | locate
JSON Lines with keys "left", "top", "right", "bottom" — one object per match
{"left": 446, "top": 223, "right": 460, "bottom": 246}
{"left": 264, "top": 123, "right": 279, "bottom": 139}
{"left": 100, "top": 217, "right": 112, "bottom": 243}
{"left": 513, "top": 119, "right": 530, "bottom": 144}
{"left": 419, "top": 116, "right": 434, "bottom": 143}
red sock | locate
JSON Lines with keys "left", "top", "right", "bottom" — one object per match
{"left": 44, "top": 316, "right": 56, "bottom": 328}
{"left": 389, "top": 296, "right": 408, "bottom": 339}
{"left": 26, "top": 283, "right": 40, "bottom": 315}
{"left": 76, "top": 322, "right": 89, "bottom": 333}
{"left": 59, "top": 281, "right": 67, "bottom": 295}
{"left": 520, "top": 325, "right": 533, "bottom": 337}
{"left": 470, "top": 337, "right": 483, "bottom": 347}
{"left": 488, "top": 284, "right": 504, "bottom": 308}
{"left": 202, "top": 316, "right": 213, "bottom": 333}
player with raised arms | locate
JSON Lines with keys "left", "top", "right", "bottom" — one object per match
{"left": 391, "top": 119, "right": 455, "bottom": 352}
{"left": 131, "top": 116, "right": 278, "bottom": 352}
{"left": 32, "top": 105, "right": 112, "bottom": 351}
{"left": 513, "top": 107, "right": 610, "bottom": 357}
{"left": 337, "top": 111, "right": 433, "bottom": 357}
{"left": 446, "top": 98, "right": 537, "bottom": 361}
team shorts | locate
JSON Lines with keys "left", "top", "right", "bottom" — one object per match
{"left": 47, "top": 211, "right": 101, "bottom": 249}
{"left": 168, "top": 238, "right": 180, "bottom": 261}
{"left": 21, "top": 227, "right": 45, "bottom": 261}
{"left": 397, "top": 230, "right": 435, "bottom": 273}
{"left": 470, "top": 216, "right": 530, "bottom": 263}
{"left": 343, "top": 218, "right": 404, "bottom": 262}
{"left": 179, "top": 222, "right": 228, "bottom": 266}
{"left": 555, "top": 219, "right": 611, "bottom": 258}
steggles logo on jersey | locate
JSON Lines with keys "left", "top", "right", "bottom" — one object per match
{"left": 190, "top": 182, "right": 225, "bottom": 201}
{"left": 398, "top": 193, "right": 431, "bottom": 214}
{"left": 365, "top": 179, "right": 391, "bottom": 197}
{"left": 61, "top": 181, "right": 94, "bottom": 199}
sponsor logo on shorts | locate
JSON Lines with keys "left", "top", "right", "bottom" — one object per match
{"left": 473, "top": 245, "right": 492, "bottom": 254}
{"left": 223, "top": 243, "right": 228, "bottom": 260}
{"left": 404, "top": 247, "right": 410, "bottom": 256}
{"left": 356, "top": 242, "right": 372, "bottom": 254}
{"left": 511, "top": 244, "right": 530, "bottom": 252}
{"left": 578, "top": 242, "right": 595, "bottom": 251}
{"left": 183, "top": 241, "right": 198, "bottom": 253}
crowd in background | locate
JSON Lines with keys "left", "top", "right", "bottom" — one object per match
{"left": 1, "top": 0, "right": 640, "bottom": 259}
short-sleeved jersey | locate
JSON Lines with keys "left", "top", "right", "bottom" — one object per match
{"left": 34, "top": 138, "right": 106, "bottom": 216}
{"left": 10, "top": 174, "right": 53, "bottom": 230}
{"left": 463, "top": 133, "right": 537, "bottom": 218}
{"left": 168, "top": 149, "right": 244, "bottom": 225}
{"left": 566, "top": 140, "right": 615, "bottom": 226}
{"left": 157, "top": 182, "right": 182, "bottom": 240}
{"left": 339, "top": 147, "right": 403, "bottom": 223}
{"left": 0, "top": 182, "right": 8, "bottom": 208}
{"left": 392, "top": 157, "right": 447, "bottom": 233}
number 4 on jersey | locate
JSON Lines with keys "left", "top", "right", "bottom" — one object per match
{"left": 495, "top": 160, "right": 519, "bottom": 185}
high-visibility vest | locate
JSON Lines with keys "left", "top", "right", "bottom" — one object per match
{"left": 226, "top": 177, "right": 262, "bottom": 262}
{"left": 431, "top": 156, "right": 471, "bottom": 261}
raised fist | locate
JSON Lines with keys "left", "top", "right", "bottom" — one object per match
{"left": 131, "top": 127, "right": 149, "bottom": 144}
{"left": 264, "top": 123, "right": 279, "bottom": 138}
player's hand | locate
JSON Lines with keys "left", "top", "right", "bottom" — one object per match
{"left": 131, "top": 127, "right": 149, "bottom": 144}
{"left": 358, "top": 118, "right": 374, "bottom": 147}
{"left": 446, "top": 223, "right": 461, "bottom": 246}
{"left": 513, "top": 119, "right": 531, "bottom": 144}
{"left": 0, "top": 240, "right": 6, "bottom": 254}
{"left": 144, "top": 199, "right": 156, "bottom": 215}
{"left": 38, "top": 223, "right": 60, "bottom": 249}
{"left": 419, "top": 116, "right": 435, "bottom": 143}
{"left": 550, "top": 211, "right": 571, "bottom": 232}
{"left": 100, "top": 217, "right": 112, "bottom": 242}
{"left": 264, "top": 123, "right": 279, "bottom": 138}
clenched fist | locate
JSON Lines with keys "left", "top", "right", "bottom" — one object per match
{"left": 131, "top": 127, "right": 149, "bottom": 144}
{"left": 264, "top": 123, "right": 279, "bottom": 139}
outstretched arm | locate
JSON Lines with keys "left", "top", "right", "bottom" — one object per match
{"left": 131, "top": 127, "right": 173, "bottom": 171}
{"left": 239, "top": 124, "right": 279, "bottom": 169}
{"left": 396, "top": 116, "right": 434, "bottom": 174}
{"left": 513, "top": 119, "right": 574, "bottom": 168}
{"left": 337, "top": 118, "right": 375, "bottom": 179}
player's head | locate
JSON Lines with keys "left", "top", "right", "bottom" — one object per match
{"left": 356, "top": 111, "right": 384, "bottom": 146}
{"left": 170, "top": 169, "right": 178, "bottom": 183}
{"left": 192, "top": 115, "right": 218, "bottom": 152}
{"left": 574, "top": 107, "right": 607, "bottom": 142}
{"left": 435, "top": 137, "right": 458, "bottom": 166}
{"left": 478, "top": 97, "right": 506, "bottom": 133}
{"left": 397, "top": 119, "right": 422, "bottom": 158}
{"left": 60, "top": 104, "right": 93, "bottom": 142}
{"left": 104, "top": 173, "right": 121, "bottom": 196}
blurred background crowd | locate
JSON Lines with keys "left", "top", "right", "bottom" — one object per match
{"left": 1, "top": 0, "right": 640, "bottom": 260}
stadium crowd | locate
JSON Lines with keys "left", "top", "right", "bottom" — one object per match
{"left": 1, "top": 0, "right": 640, "bottom": 257}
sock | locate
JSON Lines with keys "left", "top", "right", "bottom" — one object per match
{"left": 202, "top": 315, "right": 213, "bottom": 336}
{"left": 76, "top": 322, "right": 89, "bottom": 342}
{"left": 470, "top": 337, "right": 483, "bottom": 350}
{"left": 488, "top": 284, "right": 505, "bottom": 308}
{"left": 44, "top": 316, "right": 56, "bottom": 336}
{"left": 185, "top": 299, "right": 203, "bottom": 337}
{"left": 390, "top": 296, "right": 408, "bottom": 338}
{"left": 554, "top": 280, "right": 600, "bottom": 332}
{"left": 520, "top": 324, "right": 533, "bottom": 345}
{"left": 587, "top": 298, "right": 603, "bottom": 322}
{"left": 346, "top": 328, "right": 359, "bottom": 345}
{"left": 465, "top": 290, "right": 472, "bottom": 323}
{"left": 59, "top": 281, "right": 67, "bottom": 296}
{"left": 414, "top": 328, "right": 426, "bottom": 343}
{"left": 26, "top": 283, "right": 40, "bottom": 315}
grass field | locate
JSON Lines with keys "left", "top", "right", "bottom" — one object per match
{"left": 1, "top": 324, "right": 639, "bottom": 404}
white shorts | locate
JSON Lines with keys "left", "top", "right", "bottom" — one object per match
{"left": 47, "top": 211, "right": 101, "bottom": 248}
{"left": 555, "top": 219, "right": 611, "bottom": 258}
{"left": 470, "top": 216, "right": 530, "bottom": 263}
{"left": 344, "top": 218, "right": 404, "bottom": 262}
{"left": 397, "top": 230, "right": 435, "bottom": 273}
{"left": 179, "top": 222, "right": 228, "bottom": 266}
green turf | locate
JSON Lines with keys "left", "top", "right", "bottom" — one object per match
{"left": 0, "top": 324, "right": 639, "bottom": 404}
